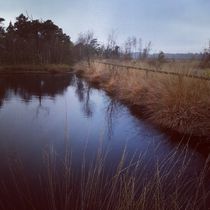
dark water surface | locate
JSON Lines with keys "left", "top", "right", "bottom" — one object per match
{"left": 0, "top": 73, "right": 209, "bottom": 209}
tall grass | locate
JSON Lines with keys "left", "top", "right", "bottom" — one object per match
{"left": 0, "top": 137, "right": 209, "bottom": 210}
{"left": 74, "top": 60, "right": 210, "bottom": 136}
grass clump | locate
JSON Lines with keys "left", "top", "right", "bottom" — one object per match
{"left": 141, "top": 75, "right": 210, "bottom": 136}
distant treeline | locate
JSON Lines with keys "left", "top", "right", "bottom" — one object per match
{"left": 0, "top": 14, "right": 120, "bottom": 65}
{"left": 0, "top": 14, "right": 151, "bottom": 65}
{"left": 0, "top": 14, "right": 74, "bottom": 65}
{"left": 0, "top": 14, "right": 210, "bottom": 67}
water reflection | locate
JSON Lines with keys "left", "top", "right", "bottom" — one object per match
{"left": 75, "top": 78, "right": 94, "bottom": 118}
{"left": 0, "top": 74, "right": 73, "bottom": 107}
{"left": 0, "top": 73, "right": 209, "bottom": 209}
{"left": 0, "top": 73, "right": 209, "bottom": 158}
{"left": 105, "top": 99, "right": 122, "bottom": 139}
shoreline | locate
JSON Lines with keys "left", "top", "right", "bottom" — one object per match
{"left": 73, "top": 60, "right": 210, "bottom": 138}
{"left": 1, "top": 61, "right": 210, "bottom": 138}
{"left": 0, "top": 64, "right": 72, "bottom": 74}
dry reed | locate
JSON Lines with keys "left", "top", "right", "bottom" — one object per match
{"left": 74, "top": 60, "right": 210, "bottom": 136}
{"left": 0, "top": 138, "right": 209, "bottom": 210}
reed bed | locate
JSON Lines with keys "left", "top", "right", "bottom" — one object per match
{"left": 0, "top": 138, "right": 209, "bottom": 210}
{"left": 99, "top": 59, "right": 205, "bottom": 76}
{"left": 74, "top": 61, "right": 210, "bottom": 136}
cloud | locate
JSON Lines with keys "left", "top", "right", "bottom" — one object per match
{"left": 1, "top": 0, "right": 209, "bottom": 53}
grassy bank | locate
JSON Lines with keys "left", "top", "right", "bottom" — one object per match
{"left": 74, "top": 60, "right": 210, "bottom": 137}
{"left": 98, "top": 58, "right": 210, "bottom": 77}
{"left": 0, "top": 64, "right": 72, "bottom": 73}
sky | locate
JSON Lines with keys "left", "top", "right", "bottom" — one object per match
{"left": 1, "top": 0, "right": 210, "bottom": 53}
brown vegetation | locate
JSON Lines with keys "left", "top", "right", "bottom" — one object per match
{"left": 74, "top": 60, "right": 210, "bottom": 136}
{"left": 1, "top": 141, "right": 209, "bottom": 210}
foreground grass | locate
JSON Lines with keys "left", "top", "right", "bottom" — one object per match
{"left": 0, "top": 64, "right": 72, "bottom": 73}
{"left": 74, "top": 60, "right": 210, "bottom": 136}
{"left": 0, "top": 140, "right": 209, "bottom": 210}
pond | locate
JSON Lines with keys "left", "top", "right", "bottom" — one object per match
{"left": 0, "top": 73, "right": 209, "bottom": 209}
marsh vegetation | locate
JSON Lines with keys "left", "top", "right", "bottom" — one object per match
{"left": 0, "top": 14, "right": 210, "bottom": 210}
{"left": 74, "top": 60, "right": 210, "bottom": 136}
{"left": 0, "top": 74, "right": 209, "bottom": 210}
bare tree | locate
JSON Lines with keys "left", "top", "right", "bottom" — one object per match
{"left": 107, "top": 30, "right": 117, "bottom": 51}
{"left": 131, "top": 36, "right": 137, "bottom": 59}
{"left": 142, "top": 41, "right": 152, "bottom": 60}
{"left": 124, "top": 37, "right": 132, "bottom": 59}
{"left": 200, "top": 40, "right": 210, "bottom": 68}
{"left": 138, "top": 38, "right": 142, "bottom": 59}
{"left": 76, "top": 31, "right": 99, "bottom": 65}
{"left": 105, "top": 30, "right": 119, "bottom": 58}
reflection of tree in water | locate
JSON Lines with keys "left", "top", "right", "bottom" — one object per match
{"left": 75, "top": 79, "right": 85, "bottom": 102}
{"left": 75, "top": 77, "right": 93, "bottom": 118}
{"left": 0, "top": 86, "right": 7, "bottom": 108}
{"left": 74, "top": 76, "right": 121, "bottom": 133}
{"left": 83, "top": 86, "right": 93, "bottom": 118}
{"left": 106, "top": 99, "right": 121, "bottom": 139}
{"left": 34, "top": 95, "right": 50, "bottom": 119}
{"left": 0, "top": 74, "right": 73, "bottom": 109}
{"left": 0, "top": 78, "right": 10, "bottom": 107}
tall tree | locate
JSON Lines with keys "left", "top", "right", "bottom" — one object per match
{"left": 0, "top": 14, "right": 74, "bottom": 65}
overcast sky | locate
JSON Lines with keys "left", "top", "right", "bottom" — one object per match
{"left": 1, "top": 0, "right": 210, "bottom": 53}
